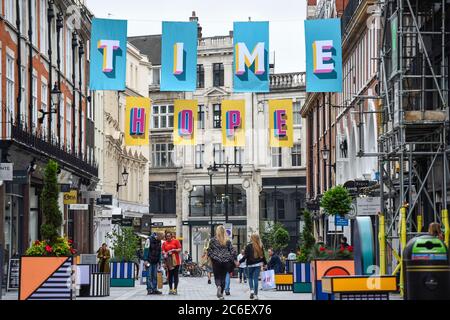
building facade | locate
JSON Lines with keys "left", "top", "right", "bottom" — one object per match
{"left": 130, "top": 13, "right": 307, "bottom": 262}
{"left": 93, "top": 43, "right": 151, "bottom": 250}
{"left": 0, "top": 0, "right": 97, "bottom": 263}
{"left": 301, "top": 0, "right": 380, "bottom": 243}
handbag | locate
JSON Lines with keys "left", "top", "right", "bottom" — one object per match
{"left": 171, "top": 253, "right": 179, "bottom": 267}
{"left": 261, "top": 269, "right": 276, "bottom": 290}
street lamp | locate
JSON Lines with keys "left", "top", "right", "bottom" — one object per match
{"left": 321, "top": 147, "right": 330, "bottom": 161}
{"left": 207, "top": 165, "right": 217, "bottom": 236}
{"left": 38, "top": 82, "right": 60, "bottom": 125}
{"left": 116, "top": 168, "right": 129, "bottom": 192}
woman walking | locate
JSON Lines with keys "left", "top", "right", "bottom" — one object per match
{"left": 239, "top": 233, "right": 267, "bottom": 300}
{"left": 162, "top": 231, "right": 182, "bottom": 295}
{"left": 207, "top": 225, "right": 237, "bottom": 300}
{"left": 97, "top": 243, "right": 111, "bottom": 273}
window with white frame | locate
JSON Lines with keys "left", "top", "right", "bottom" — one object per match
{"left": 41, "top": 82, "right": 48, "bottom": 138}
{"left": 59, "top": 94, "right": 64, "bottom": 144}
{"left": 271, "top": 147, "right": 282, "bottom": 167}
{"left": 19, "top": 0, "right": 27, "bottom": 35}
{"left": 39, "top": 0, "right": 47, "bottom": 55}
{"left": 293, "top": 101, "right": 302, "bottom": 126}
{"left": 66, "top": 25, "right": 73, "bottom": 79}
{"left": 81, "top": 110, "right": 85, "bottom": 155}
{"left": 152, "top": 67, "right": 160, "bottom": 85}
{"left": 195, "top": 144, "right": 204, "bottom": 169}
{"left": 5, "top": 0, "right": 15, "bottom": 24}
{"left": 152, "top": 143, "right": 174, "bottom": 168}
{"left": 152, "top": 105, "right": 174, "bottom": 129}
{"left": 66, "top": 101, "right": 71, "bottom": 151}
{"left": 74, "top": 104, "right": 78, "bottom": 153}
{"left": 291, "top": 144, "right": 301, "bottom": 167}
{"left": 31, "top": 0, "right": 37, "bottom": 46}
{"left": 213, "top": 144, "right": 224, "bottom": 164}
{"left": 6, "top": 54, "right": 15, "bottom": 126}
{"left": 21, "top": 67, "right": 27, "bottom": 126}
{"left": 198, "top": 105, "right": 205, "bottom": 129}
{"left": 234, "top": 147, "right": 243, "bottom": 165}
{"left": 32, "top": 74, "right": 38, "bottom": 133}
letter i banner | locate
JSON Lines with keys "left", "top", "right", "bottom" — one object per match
{"left": 305, "top": 18, "right": 343, "bottom": 93}
{"left": 89, "top": 18, "right": 127, "bottom": 90}
{"left": 221, "top": 100, "right": 246, "bottom": 147}
{"left": 173, "top": 100, "right": 198, "bottom": 145}
{"left": 125, "top": 97, "right": 150, "bottom": 146}
{"left": 233, "top": 22, "right": 269, "bottom": 93}
{"left": 161, "top": 22, "right": 198, "bottom": 92}
{"left": 269, "top": 100, "right": 293, "bottom": 148}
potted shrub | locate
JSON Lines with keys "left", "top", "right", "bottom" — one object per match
{"left": 106, "top": 227, "right": 139, "bottom": 287}
{"left": 293, "top": 210, "right": 315, "bottom": 293}
{"left": 20, "top": 160, "right": 77, "bottom": 300}
{"left": 309, "top": 186, "right": 355, "bottom": 300}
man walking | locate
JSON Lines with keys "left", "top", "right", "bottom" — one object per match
{"left": 143, "top": 232, "right": 164, "bottom": 295}
{"left": 237, "top": 249, "right": 247, "bottom": 283}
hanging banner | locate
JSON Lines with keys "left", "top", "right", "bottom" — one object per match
{"left": 161, "top": 22, "right": 197, "bottom": 92}
{"left": 125, "top": 97, "right": 151, "bottom": 146}
{"left": 233, "top": 22, "right": 269, "bottom": 93}
{"left": 173, "top": 100, "right": 198, "bottom": 145}
{"left": 89, "top": 18, "right": 127, "bottom": 90}
{"left": 305, "top": 18, "right": 342, "bottom": 93}
{"left": 221, "top": 100, "right": 246, "bottom": 147}
{"left": 269, "top": 99, "right": 293, "bottom": 148}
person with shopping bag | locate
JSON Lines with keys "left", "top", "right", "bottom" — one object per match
{"left": 207, "top": 225, "right": 238, "bottom": 300}
{"left": 261, "top": 268, "right": 276, "bottom": 291}
{"left": 239, "top": 233, "right": 267, "bottom": 300}
{"left": 143, "top": 231, "right": 164, "bottom": 295}
{"left": 162, "top": 231, "right": 182, "bottom": 295}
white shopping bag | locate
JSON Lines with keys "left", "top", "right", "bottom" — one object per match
{"left": 261, "top": 269, "right": 276, "bottom": 290}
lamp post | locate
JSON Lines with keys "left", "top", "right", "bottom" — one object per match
{"left": 116, "top": 168, "right": 129, "bottom": 193}
{"left": 207, "top": 165, "right": 217, "bottom": 236}
{"left": 39, "top": 83, "right": 61, "bottom": 140}
{"left": 321, "top": 147, "right": 335, "bottom": 190}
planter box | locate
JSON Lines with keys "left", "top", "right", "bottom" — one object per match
{"left": 293, "top": 262, "right": 312, "bottom": 293}
{"left": 311, "top": 260, "right": 355, "bottom": 300}
{"left": 275, "top": 274, "right": 293, "bottom": 291}
{"left": 110, "top": 262, "right": 135, "bottom": 287}
{"left": 19, "top": 256, "right": 74, "bottom": 300}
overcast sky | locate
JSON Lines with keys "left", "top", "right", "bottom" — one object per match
{"left": 85, "top": 0, "right": 307, "bottom": 73}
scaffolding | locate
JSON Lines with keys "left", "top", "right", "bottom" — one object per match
{"left": 378, "top": 0, "right": 450, "bottom": 292}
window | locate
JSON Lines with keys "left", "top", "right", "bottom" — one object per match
{"left": 32, "top": 75, "right": 38, "bottom": 133}
{"left": 150, "top": 182, "right": 176, "bottom": 214}
{"left": 5, "top": 0, "right": 14, "bottom": 23}
{"left": 152, "top": 66, "right": 160, "bottom": 85}
{"left": 213, "top": 104, "right": 221, "bottom": 128}
{"left": 234, "top": 147, "right": 243, "bottom": 165}
{"left": 6, "top": 55, "right": 15, "bottom": 127}
{"left": 41, "top": 83, "right": 48, "bottom": 138}
{"left": 31, "top": 0, "right": 37, "bottom": 46}
{"left": 152, "top": 143, "right": 174, "bottom": 168}
{"left": 213, "top": 144, "right": 224, "bottom": 164}
{"left": 276, "top": 199, "right": 285, "bottom": 220}
{"left": 19, "top": 0, "right": 27, "bottom": 35}
{"left": 59, "top": 94, "right": 64, "bottom": 144}
{"left": 291, "top": 144, "right": 301, "bottom": 167}
{"left": 197, "top": 64, "right": 204, "bottom": 88}
{"left": 272, "top": 147, "right": 282, "bottom": 167}
{"left": 213, "top": 63, "right": 224, "bottom": 87}
{"left": 74, "top": 104, "right": 78, "bottom": 153}
{"left": 39, "top": 0, "right": 47, "bottom": 55}
{"left": 293, "top": 101, "right": 302, "bottom": 126}
{"left": 198, "top": 105, "right": 205, "bottom": 129}
{"left": 66, "top": 101, "right": 71, "bottom": 151}
{"left": 152, "top": 105, "right": 174, "bottom": 129}
{"left": 21, "top": 67, "right": 27, "bottom": 127}
{"left": 81, "top": 110, "right": 85, "bottom": 155}
{"left": 66, "top": 25, "right": 73, "bottom": 78}
{"left": 195, "top": 144, "right": 204, "bottom": 169}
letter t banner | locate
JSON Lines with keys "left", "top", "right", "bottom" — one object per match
{"left": 125, "top": 97, "right": 150, "bottom": 146}
{"left": 305, "top": 18, "right": 343, "bottom": 93}
{"left": 221, "top": 100, "right": 246, "bottom": 147}
{"left": 269, "top": 99, "right": 293, "bottom": 148}
{"left": 174, "top": 100, "right": 198, "bottom": 145}
{"left": 89, "top": 18, "right": 127, "bottom": 90}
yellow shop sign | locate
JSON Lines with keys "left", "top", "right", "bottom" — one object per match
{"left": 63, "top": 190, "right": 78, "bottom": 204}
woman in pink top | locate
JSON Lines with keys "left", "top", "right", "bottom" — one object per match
{"left": 162, "top": 231, "right": 182, "bottom": 295}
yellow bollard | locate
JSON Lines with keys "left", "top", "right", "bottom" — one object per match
{"left": 399, "top": 206, "right": 407, "bottom": 297}
{"left": 417, "top": 215, "right": 423, "bottom": 233}
{"left": 443, "top": 209, "right": 449, "bottom": 248}
{"left": 378, "top": 213, "right": 386, "bottom": 275}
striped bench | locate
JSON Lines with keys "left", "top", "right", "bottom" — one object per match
{"left": 90, "top": 273, "right": 110, "bottom": 297}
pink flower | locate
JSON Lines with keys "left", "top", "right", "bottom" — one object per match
{"left": 45, "top": 245, "right": 53, "bottom": 253}
{"left": 319, "top": 246, "right": 326, "bottom": 252}
{"left": 70, "top": 248, "right": 77, "bottom": 255}
{"left": 348, "top": 246, "right": 353, "bottom": 252}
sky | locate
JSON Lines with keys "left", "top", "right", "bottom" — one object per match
{"left": 85, "top": 0, "right": 307, "bottom": 73}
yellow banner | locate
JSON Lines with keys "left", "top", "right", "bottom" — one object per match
{"left": 269, "top": 99, "right": 293, "bottom": 148}
{"left": 125, "top": 97, "right": 150, "bottom": 146}
{"left": 173, "top": 100, "right": 198, "bottom": 145}
{"left": 221, "top": 100, "right": 246, "bottom": 147}
{"left": 63, "top": 190, "right": 78, "bottom": 205}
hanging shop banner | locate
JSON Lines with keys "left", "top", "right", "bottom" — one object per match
{"left": 269, "top": 99, "right": 293, "bottom": 148}
{"left": 63, "top": 190, "right": 78, "bottom": 205}
{"left": 221, "top": 100, "right": 246, "bottom": 147}
{"left": 305, "top": 18, "right": 342, "bottom": 93}
{"left": 161, "top": 21, "right": 197, "bottom": 92}
{"left": 89, "top": 18, "right": 127, "bottom": 90}
{"left": 125, "top": 97, "right": 151, "bottom": 146}
{"left": 233, "top": 22, "right": 270, "bottom": 93}
{"left": 173, "top": 100, "right": 198, "bottom": 145}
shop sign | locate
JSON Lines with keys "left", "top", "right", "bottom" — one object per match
{"left": 0, "top": 163, "right": 13, "bottom": 181}
{"left": 64, "top": 190, "right": 78, "bottom": 204}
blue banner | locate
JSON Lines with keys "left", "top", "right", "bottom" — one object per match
{"left": 161, "top": 22, "right": 197, "bottom": 92}
{"left": 89, "top": 18, "right": 127, "bottom": 91}
{"left": 305, "top": 18, "right": 343, "bottom": 93}
{"left": 233, "top": 22, "right": 269, "bottom": 93}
